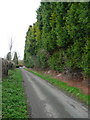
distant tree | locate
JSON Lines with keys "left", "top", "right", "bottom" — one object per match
{"left": 6, "top": 52, "right": 11, "bottom": 61}
{"left": 13, "top": 52, "right": 18, "bottom": 65}
{"left": 6, "top": 37, "right": 14, "bottom": 61}
{"left": 9, "top": 38, "right": 13, "bottom": 53}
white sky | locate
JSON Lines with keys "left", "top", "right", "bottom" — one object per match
{"left": 0, "top": 0, "right": 41, "bottom": 60}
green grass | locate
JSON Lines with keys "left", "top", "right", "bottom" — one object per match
{"left": 25, "top": 68, "right": 90, "bottom": 105}
{"left": 2, "top": 69, "right": 28, "bottom": 118}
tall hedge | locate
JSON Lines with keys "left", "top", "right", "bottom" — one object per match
{"left": 24, "top": 2, "right": 89, "bottom": 79}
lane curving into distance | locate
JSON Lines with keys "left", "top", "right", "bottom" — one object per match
{"left": 21, "top": 68, "right": 89, "bottom": 118}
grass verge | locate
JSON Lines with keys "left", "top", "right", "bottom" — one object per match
{"left": 25, "top": 68, "right": 90, "bottom": 105}
{"left": 2, "top": 69, "right": 28, "bottom": 118}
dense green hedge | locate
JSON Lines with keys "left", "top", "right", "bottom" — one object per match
{"left": 24, "top": 2, "right": 89, "bottom": 78}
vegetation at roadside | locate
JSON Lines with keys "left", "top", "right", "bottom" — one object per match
{"left": 24, "top": 2, "right": 89, "bottom": 82}
{"left": 25, "top": 68, "right": 90, "bottom": 105}
{"left": 2, "top": 69, "right": 28, "bottom": 118}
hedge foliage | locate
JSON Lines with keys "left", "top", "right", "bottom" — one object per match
{"left": 24, "top": 2, "right": 89, "bottom": 78}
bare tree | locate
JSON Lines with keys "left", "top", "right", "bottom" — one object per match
{"left": 6, "top": 37, "right": 14, "bottom": 61}
{"left": 9, "top": 37, "right": 13, "bottom": 53}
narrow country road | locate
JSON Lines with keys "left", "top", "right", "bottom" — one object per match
{"left": 21, "top": 68, "right": 88, "bottom": 118}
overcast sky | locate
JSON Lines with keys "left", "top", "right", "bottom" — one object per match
{"left": 0, "top": 0, "right": 41, "bottom": 60}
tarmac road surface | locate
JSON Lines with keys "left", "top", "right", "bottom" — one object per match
{"left": 21, "top": 68, "right": 89, "bottom": 118}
